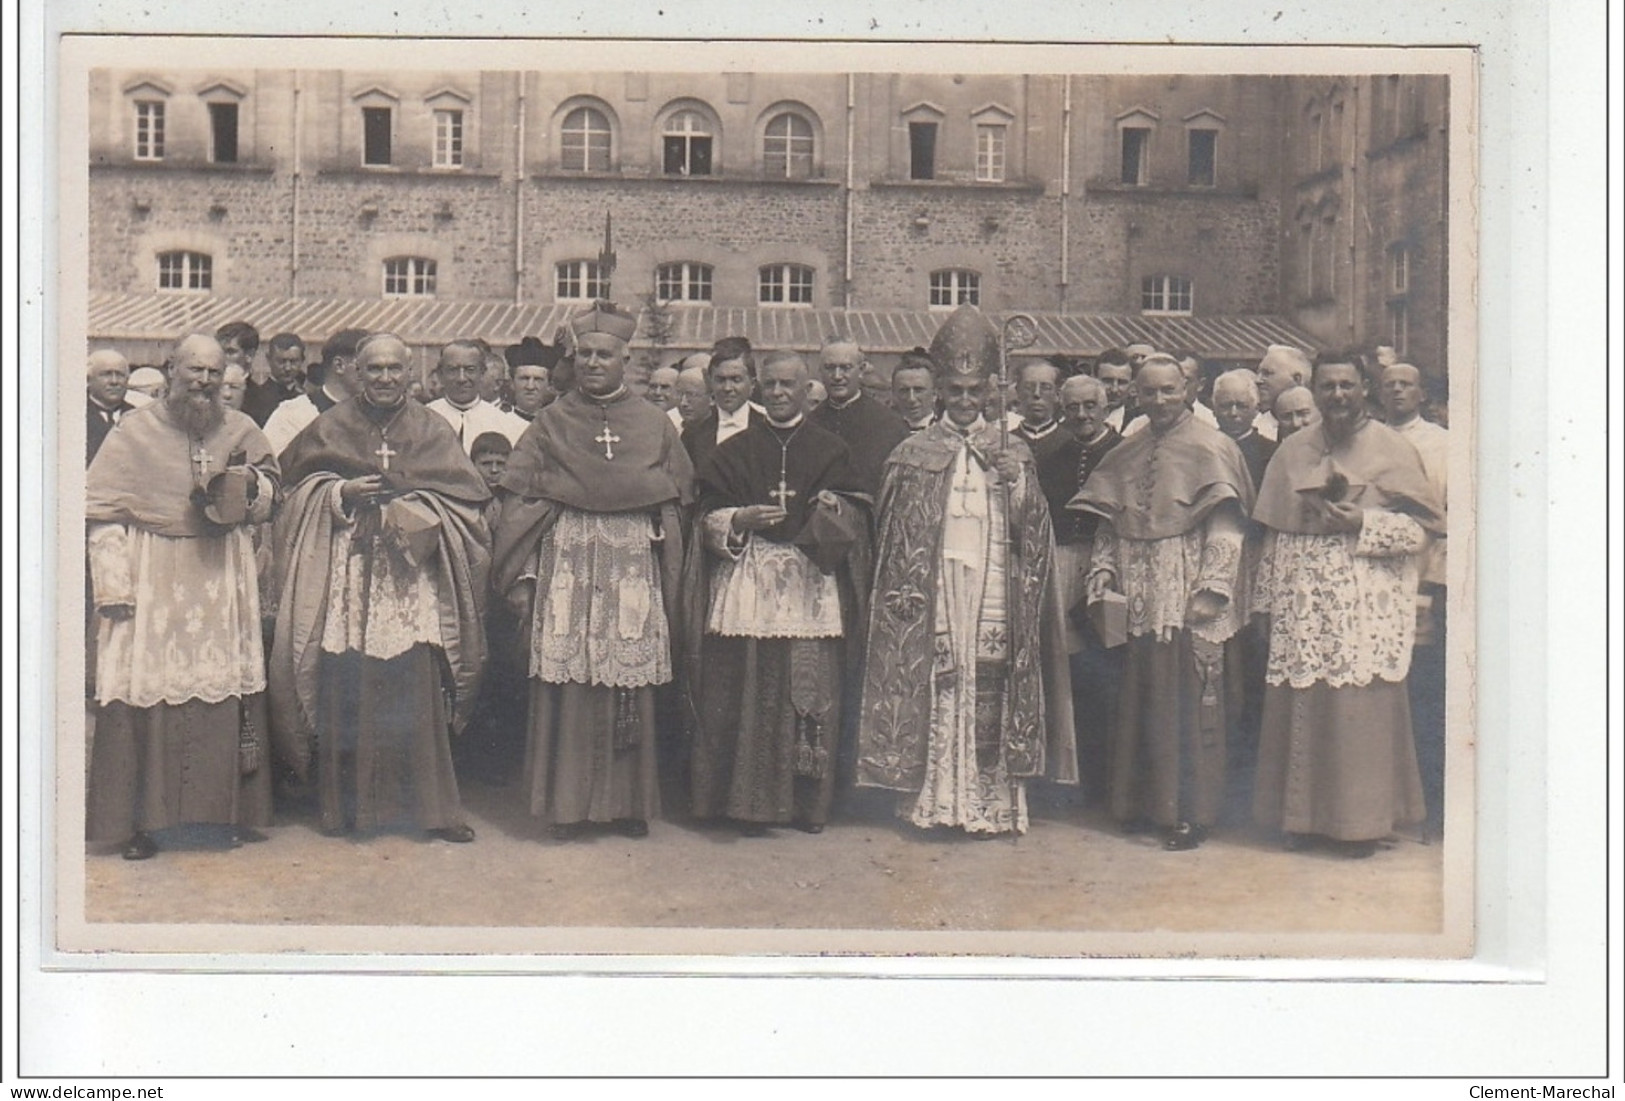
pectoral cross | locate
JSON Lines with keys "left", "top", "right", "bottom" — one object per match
{"left": 375, "top": 439, "right": 397, "bottom": 471}
{"left": 595, "top": 422, "right": 621, "bottom": 461}
{"left": 192, "top": 445, "right": 213, "bottom": 479}
{"left": 769, "top": 478, "right": 797, "bottom": 509}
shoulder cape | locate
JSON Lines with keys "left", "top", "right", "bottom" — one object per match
{"left": 87, "top": 403, "right": 278, "bottom": 537}
{"left": 1067, "top": 413, "right": 1255, "bottom": 540}
{"left": 1253, "top": 418, "right": 1446, "bottom": 535}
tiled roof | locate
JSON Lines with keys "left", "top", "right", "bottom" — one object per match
{"left": 88, "top": 293, "right": 1322, "bottom": 360}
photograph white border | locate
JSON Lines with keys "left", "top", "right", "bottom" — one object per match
{"left": 8, "top": 0, "right": 1615, "bottom": 1082}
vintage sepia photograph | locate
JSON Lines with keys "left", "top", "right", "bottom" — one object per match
{"left": 52, "top": 36, "right": 1478, "bottom": 960}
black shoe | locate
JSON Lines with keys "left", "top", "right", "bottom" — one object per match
{"left": 121, "top": 832, "right": 157, "bottom": 861}
{"left": 614, "top": 818, "right": 649, "bottom": 839}
{"left": 1283, "top": 832, "right": 1315, "bottom": 852}
{"left": 1333, "top": 838, "right": 1378, "bottom": 859}
{"left": 232, "top": 826, "right": 269, "bottom": 845}
{"left": 735, "top": 820, "right": 770, "bottom": 837}
{"left": 967, "top": 830, "right": 1003, "bottom": 841}
{"left": 1161, "top": 823, "right": 1207, "bottom": 851}
{"left": 550, "top": 821, "right": 587, "bottom": 842}
{"left": 430, "top": 824, "right": 476, "bottom": 843}
{"left": 319, "top": 824, "right": 354, "bottom": 839}
{"left": 790, "top": 820, "right": 825, "bottom": 835}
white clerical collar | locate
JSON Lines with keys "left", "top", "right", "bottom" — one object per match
{"left": 1389, "top": 414, "right": 1423, "bottom": 431}
{"left": 827, "top": 391, "right": 864, "bottom": 411}
{"left": 1020, "top": 419, "right": 1058, "bottom": 440}
{"left": 446, "top": 397, "right": 482, "bottom": 413}
{"left": 908, "top": 415, "right": 935, "bottom": 431}
{"left": 767, "top": 412, "right": 805, "bottom": 429}
{"left": 718, "top": 404, "right": 752, "bottom": 428}
{"left": 322, "top": 384, "right": 346, "bottom": 404}
{"left": 1084, "top": 427, "right": 1112, "bottom": 447}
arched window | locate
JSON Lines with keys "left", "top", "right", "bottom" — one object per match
{"left": 561, "top": 106, "right": 612, "bottom": 172}
{"left": 556, "top": 259, "right": 609, "bottom": 302}
{"left": 656, "top": 261, "right": 713, "bottom": 303}
{"left": 382, "top": 256, "right": 437, "bottom": 298}
{"left": 156, "top": 250, "right": 211, "bottom": 292}
{"left": 758, "top": 264, "right": 814, "bottom": 306}
{"left": 663, "top": 110, "right": 714, "bottom": 176}
{"left": 928, "top": 268, "right": 980, "bottom": 309}
{"left": 762, "top": 112, "right": 814, "bottom": 179}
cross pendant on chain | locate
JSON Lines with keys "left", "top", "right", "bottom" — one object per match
{"left": 374, "top": 438, "right": 397, "bottom": 471}
{"left": 192, "top": 445, "right": 213, "bottom": 480}
{"left": 769, "top": 477, "right": 797, "bottom": 509}
{"left": 595, "top": 422, "right": 621, "bottom": 460}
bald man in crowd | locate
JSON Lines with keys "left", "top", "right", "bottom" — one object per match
{"left": 1212, "top": 369, "right": 1276, "bottom": 491}
{"left": 811, "top": 338, "right": 909, "bottom": 496}
{"left": 1380, "top": 361, "right": 1450, "bottom": 834}
{"left": 672, "top": 358, "right": 714, "bottom": 432}
{"left": 86, "top": 349, "right": 134, "bottom": 465}
{"left": 1272, "top": 385, "right": 1319, "bottom": 441}
{"left": 1254, "top": 345, "right": 1313, "bottom": 441}
{"left": 87, "top": 333, "right": 280, "bottom": 860}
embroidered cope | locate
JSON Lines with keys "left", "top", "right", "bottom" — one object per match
{"left": 911, "top": 434, "right": 1026, "bottom": 834}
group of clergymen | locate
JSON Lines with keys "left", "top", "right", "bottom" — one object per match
{"left": 82, "top": 301, "right": 1448, "bottom": 863}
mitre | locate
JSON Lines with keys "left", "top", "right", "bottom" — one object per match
{"left": 926, "top": 304, "right": 999, "bottom": 379}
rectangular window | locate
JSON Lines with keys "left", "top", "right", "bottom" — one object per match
{"left": 656, "top": 262, "right": 713, "bottom": 302}
{"left": 928, "top": 269, "right": 979, "bottom": 309}
{"left": 363, "top": 107, "right": 393, "bottom": 166}
{"left": 1187, "top": 128, "right": 1217, "bottom": 187}
{"left": 555, "top": 260, "right": 608, "bottom": 302}
{"left": 1390, "top": 244, "right": 1410, "bottom": 294}
{"left": 157, "top": 251, "right": 211, "bottom": 292}
{"left": 1309, "top": 113, "right": 1323, "bottom": 172}
{"left": 433, "top": 109, "right": 464, "bottom": 168}
{"left": 758, "top": 264, "right": 814, "bottom": 306}
{"left": 208, "top": 102, "right": 239, "bottom": 164}
{"left": 975, "top": 124, "right": 1006, "bottom": 183}
{"left": 1140, "top": 275, "right": 1194, "bottom": 314}
{"left": 1120, "top": 127, "right": 1149, "bottom": 185}
{"left": 1387, "top": 298, "right": 1410, "bottom": 355}
{"left": 383, "top": 257, "right": 436, "bottom": 297}
{"left": 909, "top": 122, "right": 937, "bottom": 181}
{"left": 134, "top": 101, "right": 165, "bottom": 161}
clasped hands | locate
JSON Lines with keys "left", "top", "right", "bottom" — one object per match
{"left": 731, "top": 490, "right": 841, "bottom": 534}
{"left": 1316, "top": 499, "right": 1365, "bottom": 534}
{"left": 340, "top": 474, "right": 391, "bottom": 510}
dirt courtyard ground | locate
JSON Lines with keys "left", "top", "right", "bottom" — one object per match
{"left": 77, "top": 773, "right": 1452, "bottom": 956}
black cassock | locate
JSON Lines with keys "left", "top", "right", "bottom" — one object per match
{"left": 682, "top": 417, "right": 870, "bottom": 827}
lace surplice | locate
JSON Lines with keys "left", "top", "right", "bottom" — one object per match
{"left": 1251, "top": 509, "right": 1428, "bottom": 689}
{"left": 530, "top": 508, "right": 671, "bottom": 688}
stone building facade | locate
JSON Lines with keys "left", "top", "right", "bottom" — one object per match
{"left": 85, "top": 68, "right": 1449, "bottom": 376}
